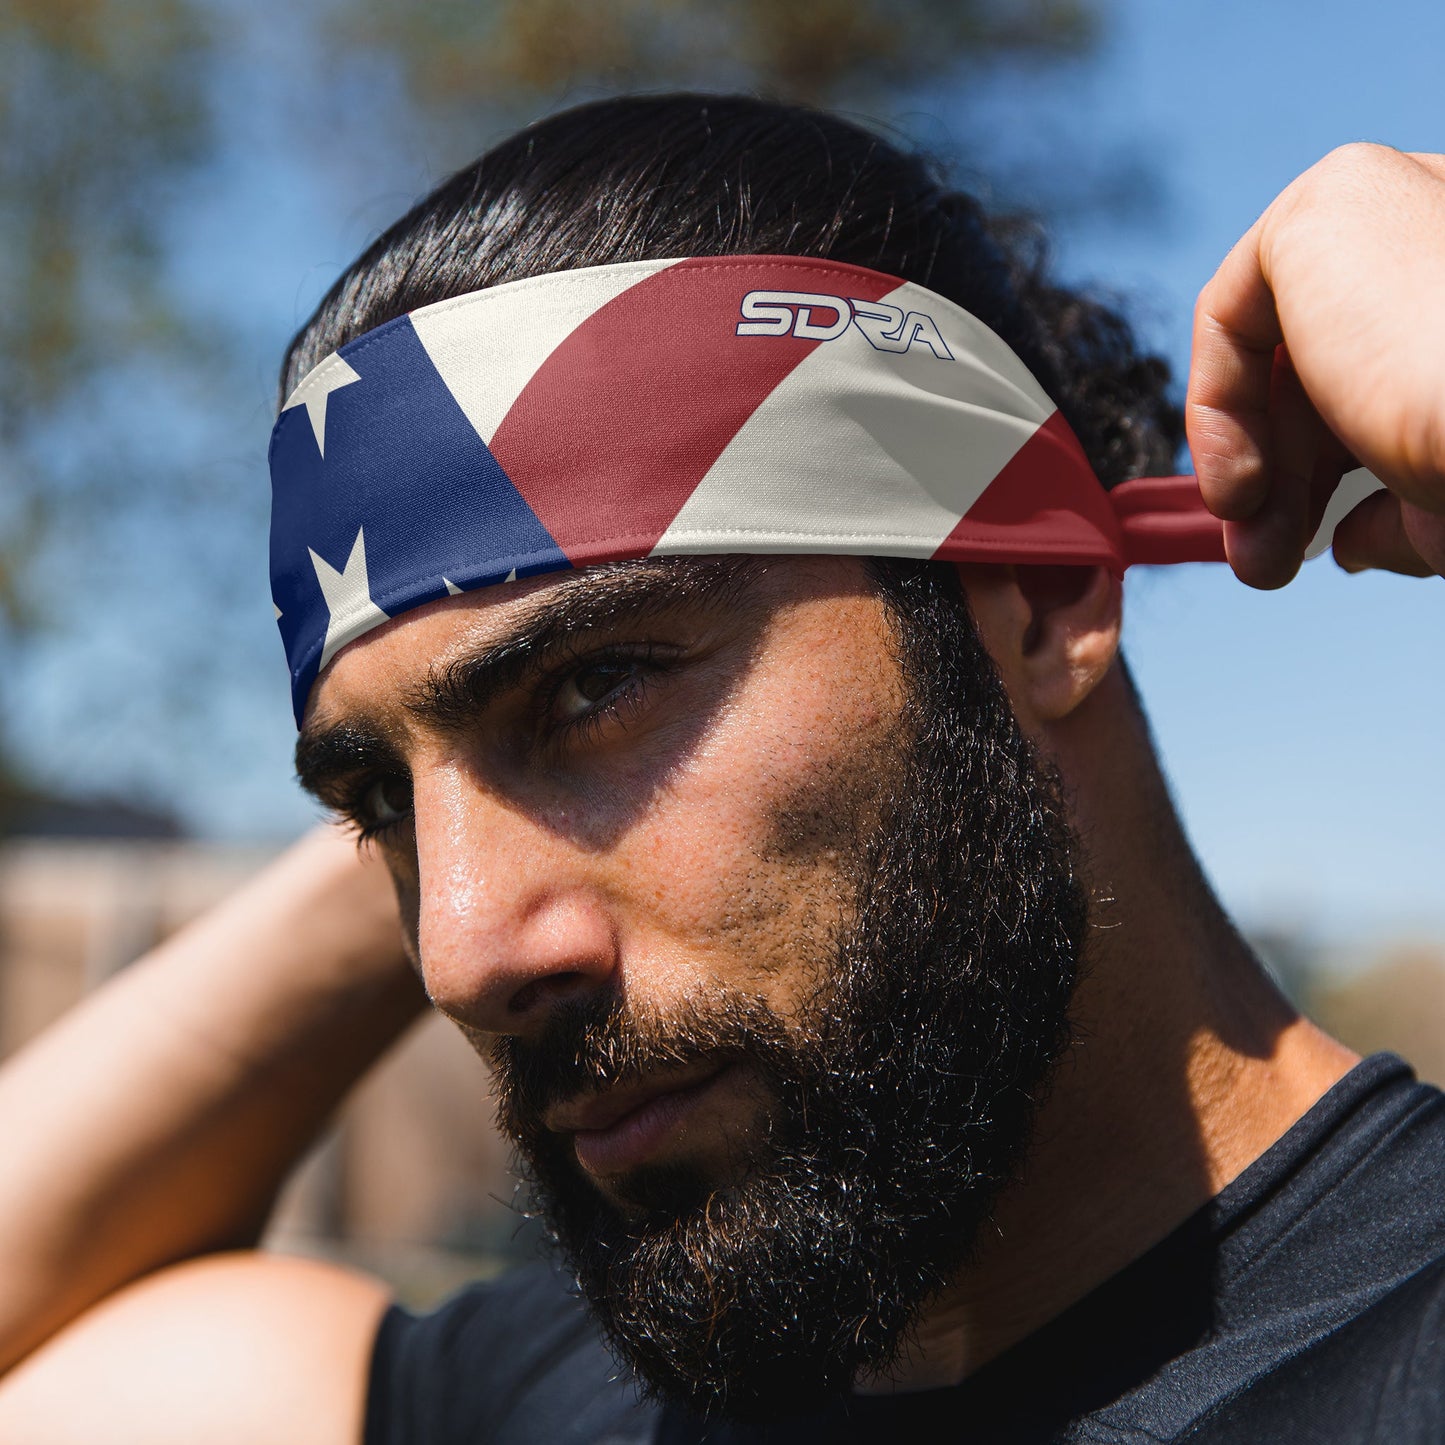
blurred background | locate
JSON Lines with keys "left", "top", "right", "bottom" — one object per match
{"left": 0, "top": 0, "right": 1441, "bottom": 1303}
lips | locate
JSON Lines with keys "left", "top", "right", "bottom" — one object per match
{"left": 546, "top": 1062, "right": 733, "bottom": 1176}
{"left": 545, "top": 1061, "right": 728, "bottom": 1134}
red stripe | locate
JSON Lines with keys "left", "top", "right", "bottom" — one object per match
{"left": 934, "top": 411, "right": 1125, "bottom": 570}
{"left": 486, "top": 256, "right": 900, "bottom": 562}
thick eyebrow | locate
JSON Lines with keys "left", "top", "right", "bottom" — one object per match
{"left": 294, "top": 719, "right": 404, "bottom": 807}
{"left": 293, "top": 556, "right": 759, "bottom": 797}
{"left": 403, "top": 556, "right": 758, "bottom": 732}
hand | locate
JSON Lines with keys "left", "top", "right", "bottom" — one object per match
{"left": 1187, "top": 143, "right": 1445, "bottom": 587}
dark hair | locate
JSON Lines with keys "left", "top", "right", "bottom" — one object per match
{"left": 283, "top": 92, "right": 1182, "bottom": 488}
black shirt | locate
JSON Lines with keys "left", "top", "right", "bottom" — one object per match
{"left": 365, "top": 1054, "right": 1445, "bottom": 1442}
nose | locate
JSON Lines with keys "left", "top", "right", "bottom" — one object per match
{"left": 412, "top": 770, "right": 620, "bottom": 1036}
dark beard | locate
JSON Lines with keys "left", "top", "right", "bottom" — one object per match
{"left": 489, "top": 559, "right": 1088, "bottom": 1421}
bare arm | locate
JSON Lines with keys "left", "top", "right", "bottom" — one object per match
{"left": 0, "top": 1252, "right": 392, "bottom": 1445}
{"left": 0, "top": 825, "right": 426, "bottom": 1376}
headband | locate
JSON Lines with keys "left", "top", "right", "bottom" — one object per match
{"left": 270, "top": 254, "right": 1382, "bottom": 724}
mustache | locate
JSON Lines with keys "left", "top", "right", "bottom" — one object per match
{"left": 488, "top": 985, "right": 804, "bottom": 1133}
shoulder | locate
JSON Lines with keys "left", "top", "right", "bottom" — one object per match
{"left": 365, "top": 1259, "right": 655, "bottom": 1445}
{"left": 1184, "top": 1255, "right": 1445, "bottom": 1444}
{"left": 1232, "top": 1057, "right": 1445, "bottom": 1296}
{"left": 0, "top": 1251, "right": 389, "bottom": 1445}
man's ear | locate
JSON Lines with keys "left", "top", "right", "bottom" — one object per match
{"left": 957, "top": 564, "right": 1123, "bottom": 727}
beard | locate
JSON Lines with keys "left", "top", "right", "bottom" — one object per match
{"left": 487, "top": 559, "right": 1088, "bottom": 1421}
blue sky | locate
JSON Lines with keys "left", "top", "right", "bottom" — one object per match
{"left": 10, "top": 0, "right": 1443, "bottom": 953}
{"left": 964, "top": 0, "right": 1445, "bottom": 947}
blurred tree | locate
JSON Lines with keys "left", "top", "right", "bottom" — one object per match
{"left": 0, "top": 0, "right": 1112, "bottom": 829}
{"left": 342, "top": 0, "right": 1094, "bottom": 126}
{"left": 308, "top": 0, "right": 1149, "bottom": 334}
{"left": 0, "top": 0, "right": 214, "bottom": 804}
{"left": 0, "top": 0, "right": 1103, "bottom": 633}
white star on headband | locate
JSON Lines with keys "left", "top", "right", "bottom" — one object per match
{"left": 310, "top": 527, "right": 389, "bottom": 670}
{"left": 442, "top": 568, "right": 518, "bottom": 596}
{"left": 284, "top": 354, "right": 362, "bottom": 457}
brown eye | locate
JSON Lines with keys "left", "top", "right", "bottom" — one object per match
{"left": 361, "top": 774, "right": 413, "bottom": 827}
{"left": 554, "top": 662, "right": 637, "bottom": 721}
{"left": 577, "top": 664, "right": 632, "bottom": 701}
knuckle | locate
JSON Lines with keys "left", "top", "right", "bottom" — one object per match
{"left": 1322, "top": 139, "right": 1397, "bottom": 171}
{"left": 1270, "top": 143, "right": 1398, "bottom": 228}
{"left": 1303, "top": 143, "right": 1400, "bottom": 206}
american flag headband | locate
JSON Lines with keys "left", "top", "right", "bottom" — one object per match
{"left": 269, "top": 254, "right": 1382, "bottom": 724}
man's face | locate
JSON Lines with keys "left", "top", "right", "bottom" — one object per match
{"left": 298, "top": 555, "right": 1085, "bottom": 1416}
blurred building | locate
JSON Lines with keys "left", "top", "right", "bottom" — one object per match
{"left": 0, "top": 832, "right": 535, "bottom": 1307}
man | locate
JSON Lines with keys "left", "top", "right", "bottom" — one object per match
{"left": 0, "top": 95, "right": 1442, "bottom": 1443}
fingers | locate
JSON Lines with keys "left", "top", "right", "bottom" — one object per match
{"left": 1186, "top": 215, "right": 1322, "bottom": 589}
{"left": 1187, "top": 214, "right": 1280, "bottom": 528}
{"left": 1330, "top": 491, "right": 1437, "bottom": 577}
{"left": 1401, "top": 503, "right": 1445, "bottom": 576}
{"left": 1187, "top": 146, "right": 1445, "bottom": 587}
{"left": 1227, "top": 349, "right": 1334, "bottom": 587}
{"left": 1202, "top": 346, "right": 1342, "bottom": 589}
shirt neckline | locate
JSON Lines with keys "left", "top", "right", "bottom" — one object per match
{"left": 835, "top": 1052, "right": 1418, "bottom": 1433}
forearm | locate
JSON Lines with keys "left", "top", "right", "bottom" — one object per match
{"left": 0, "top": 826, "right": 427, "bottom": 1374}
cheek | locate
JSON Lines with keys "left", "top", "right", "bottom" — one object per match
{"left": 620, "top": 597, "right": 907, "bottom": 1011}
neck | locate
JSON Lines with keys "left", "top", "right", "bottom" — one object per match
{"left": 864, "top": 662, "right": 1358, "bottom": 1393}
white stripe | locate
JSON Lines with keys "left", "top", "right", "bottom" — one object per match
{"left": 409, "top": 258, "right": 678, "bottom": 446}
{"left": 1304, "top": 467, "right": 1387, "bottom": 560}
{"left": 655, "top": 281, "right": 1056, "bottom": 557}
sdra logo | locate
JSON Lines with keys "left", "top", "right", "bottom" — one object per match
{"left": 736, "top": 290, "right": 954, "bottom": 359}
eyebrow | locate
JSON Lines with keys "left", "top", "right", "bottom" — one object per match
{"left": 294, "top": 556, "right": 758, "bottom": 799}
{"left": 294, "top": 720, "right": 405, "bottom": 809}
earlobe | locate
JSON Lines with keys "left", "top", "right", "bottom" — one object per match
{"left": 958, "top": 564, "right": 1122, "bottom": 727}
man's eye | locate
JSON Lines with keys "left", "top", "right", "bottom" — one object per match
{"left": 359, "top": 774, "right": 413, "bottom": 828}
{"left": 552, "top": 661, "right": 640, "bottom": 723}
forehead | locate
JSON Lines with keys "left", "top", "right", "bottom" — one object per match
{"left": 301, "top": 554, "right": 877, "bottom": 734}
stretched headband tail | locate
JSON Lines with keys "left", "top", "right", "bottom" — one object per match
{"left": 1110, "top": 468, "right": 1386, "bottom": 569}
{"left": 1112, "top": 476, "right": 1229, "bottom": 568}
